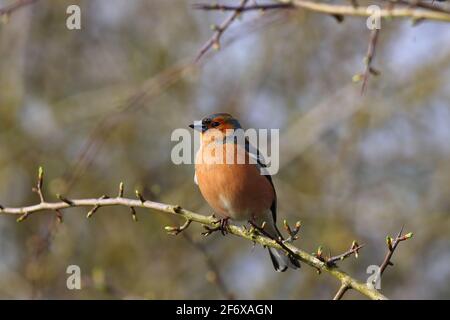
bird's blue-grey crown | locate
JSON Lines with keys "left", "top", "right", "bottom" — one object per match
{"left": 189, "top": 113, "right": 242, "bottom": 132}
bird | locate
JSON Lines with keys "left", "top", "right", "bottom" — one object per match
{"left": 189, "top": 113, "right": 300, "bottom": 272}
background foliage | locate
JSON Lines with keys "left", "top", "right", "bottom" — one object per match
{"left": 0, "top": 0, "right": 449, "bottom": 299}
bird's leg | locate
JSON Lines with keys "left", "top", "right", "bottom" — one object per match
{"left": 202, "top": 216, "right": 230, "bottom": 236}
{"left": 219, "top": 217, "right": 230, "bottom": 236}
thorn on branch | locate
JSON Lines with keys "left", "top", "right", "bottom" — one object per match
{"left": 331, "top": 14, "right": 345, "bottom": 23}
{"left": 135, "top": 189, "right": 146, "bottom": 203}
{"left": 56, "top": 194, "right": 75, "bottom": 206}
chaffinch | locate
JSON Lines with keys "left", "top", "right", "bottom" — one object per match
{"left": 189, "top": 113, "right": 300, "bottom": 272}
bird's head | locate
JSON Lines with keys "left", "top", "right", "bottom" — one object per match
{"left": 189, "top": 113, "right": 242, "bottom": 134}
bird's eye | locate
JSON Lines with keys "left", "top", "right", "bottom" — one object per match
{"left": 211, "top": 121, "right": 220, "bottom": 128}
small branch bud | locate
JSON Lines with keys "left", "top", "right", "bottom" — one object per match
{"left": 38, "top": 166, "right": 44, "bottom": 189}
{"left": 386, "top": 236, "right": 393, "bottom": 251}
{"left": 316, "top": 246, "right": 324, "bottom": 260}
{"left": 212, "top": 40, "right": 220, "bottom": 51}
{"left": 130, "top": 207, "right": 137, "bottom": 222}
{"left": 352, "top": 74, "right": 363, "bottom": 82}
{"left": 283, "top": 219, "right": 292, "bottom": 235}
{"left": 118, "top": 182, "right": 124, "bottom": 198}
{"left": 86, "top": 205, "right": 100, "bottom": 218}
{"left": 165, "top": 226, "right": 177, "bottom": 232}
{"left": 135, "top": 190, "right": 145, "bottom": 203}
{"left": 402, "top": 232, "right": 413, "bottom": 240}
{"left": 16, "top": 212, "right": 29, "bottom": 222}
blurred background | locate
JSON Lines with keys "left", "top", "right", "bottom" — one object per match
{"left": 0, "top": 0, "right": 449, "bottom": 299}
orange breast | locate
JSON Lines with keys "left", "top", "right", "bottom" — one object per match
{"left": 195, "top": 142, "right": 275, "bottom": 221}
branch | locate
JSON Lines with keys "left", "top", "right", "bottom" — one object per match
{"left": 327, "top": 241, "right": 364, "bottom": 299}
{"left": 333, "top": 283, "right": 350, "bottom": 300}
{"left": 357, "top": 28, "right": 381, "bottom": 94}
{"left": 195, "top": 0, "right": 251, "bottom": 62}
{"left": 288, "top": 0, "right": 450, "bottom": 22}
{"left": 0, "top": 168, "right": 390, "bottom": 300}
{"left": 325, "top": 241, "right": 365, "bottom": 266}
{"left": 386, "top": 0, "right": 450, "bottom": 15}
{"left": 194, "top": 0, "right": 450, "bottom": 23}
{"left": 380, "top": 226, "right": 413, "bottom": 276}
{"left": 358, "top": 226, "right": 414, "bottom": 293}
{"left": 193, "top": 2, "right": 295, "bottom": 12}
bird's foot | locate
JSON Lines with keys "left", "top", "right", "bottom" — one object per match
{"left": 202, "top": 217, "right": 230, "bottom": 236}
{"left": 219, "top": 217, "right": 230, "bottom": 235}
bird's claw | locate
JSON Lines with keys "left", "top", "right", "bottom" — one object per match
{"left": 202, "top": 217, "right": 230, "bottom": 236}
{"left": 219, "top": 217, "right": 230, "bottom": 235}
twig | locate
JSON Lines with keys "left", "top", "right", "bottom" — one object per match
{"left": 287, "top": 0, "right": 450, "bottom": 22}
{"left": 326, "top": 241, "right": 365, "bottom": 266}
{"left": 194, "top": 0, "right": 450, "bottom": 21}
{"left": 195, "top": 0, "right": 250, "bottom": 62}
{"left": 86, "top": 195, "right": 109, "bottom": 218}
{"left": 282, "top": 219, "right": 302, "bottom": 243}
{"left": 386, "top": 0, "right": 450, "bottom": 15}
{"left": 0, "top": 168, "right": 389, "bottom": 300}
{"left": 379, "top": 226, "right": 413, "bottom": 276}
{"left": 328, "top": 241, "right": 364, "bottom": 299}
{"left": 249, "top": 221, "right": 298, "bottom": 259}
{"left": 165, "top": 217, "right": 192, "bottom": 235}
{"left": 360, "top": 29, "right": 380, "bottom": 94}
{"left": 333, "top": 282, "right": 350, "bottom": 300}
{"left": 193, "top": 2, "right": 294, "bottom": 12}
{"left": 32, "top": 166, "right": 45, "bottom": 203}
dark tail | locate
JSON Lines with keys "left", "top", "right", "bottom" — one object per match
{"left": 268, "top": 247, "right": 301, "bottom": 272}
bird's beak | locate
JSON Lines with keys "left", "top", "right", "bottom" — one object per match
{"left": 189, "top": 122, "right": 207, "bottom": 132}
